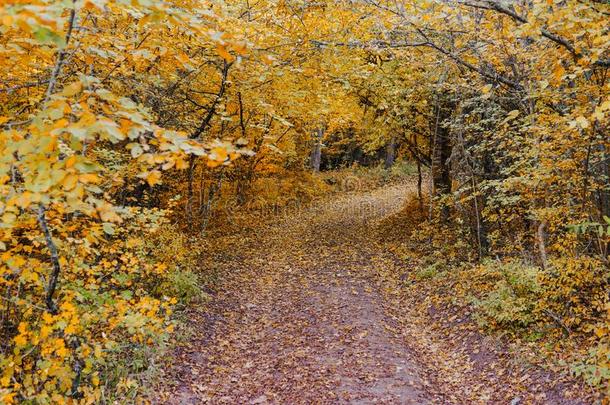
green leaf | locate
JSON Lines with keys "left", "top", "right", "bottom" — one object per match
{"left": 33, "top": 27, "right": 66, "bottom": 47}
{"left": 102, "top": 223, "right": 115, "bottom": 235}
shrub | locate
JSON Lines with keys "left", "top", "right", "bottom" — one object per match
{"left": 159, "top": 270, "right": 202, "bottom": 306}
{"left": 472, "top": 260, "right": 543, "bottom": 329}
{"left": 0, "top": 207, "right": 188, "bottom": 403}
{"left": 538, "top": 257, "right": 608, "bottom": 332}
{"left": 571, "top": 301, "right": 610, "bottom": 391}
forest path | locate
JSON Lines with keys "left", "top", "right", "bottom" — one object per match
{"left": 157, "top": 183, "right": 586, "bottom": 404}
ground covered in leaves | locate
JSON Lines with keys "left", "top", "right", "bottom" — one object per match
{"left": 156, "top": 183, "right": 592, "bottom": 404}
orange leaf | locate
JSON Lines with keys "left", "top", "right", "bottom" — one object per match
{"left": 216, "top": 44, "right": 234, "bottom": 62}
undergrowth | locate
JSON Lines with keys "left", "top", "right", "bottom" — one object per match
{"left": 383, "top": 194, "right": 610, "bottom": 398}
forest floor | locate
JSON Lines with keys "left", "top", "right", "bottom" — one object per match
{"left": 155, "top": 182, "right": 591, "bottom": 404}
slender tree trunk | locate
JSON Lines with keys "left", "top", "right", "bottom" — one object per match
{"left": 310, "top": 127, "right": 323, "bottom": 172}
{"left": 384, "top": 136, "right": 396, "bottom": 169}
{"left": 417, "top": 158, "right": 423, "bottom": 210}
{"left": 537, "top": 221, "right": 549, "bottom": 270}
{"left": 431, "top": 126, "right": 451, "bottom": 195}
{"left": 430, "top": 99, "right": 452, "bottom": 221}
{"left": 599, "top": 147, "right": 610, "bottom": 219}
{"left": 186, "top": 156, "right": 196, "bottom": 219}
{"left": 201, "top": 171, "right": 224, "bottom": 235}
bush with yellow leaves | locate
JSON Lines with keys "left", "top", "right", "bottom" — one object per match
{"left": 0, "top": 205, "right": 199, "bottom": 403}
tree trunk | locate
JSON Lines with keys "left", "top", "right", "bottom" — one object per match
{"left": 431, "top": 120, "right": 451, "bottom": 195}
{"left": 599, "top": 147, "right": 610, "bottom": 220}
{"left": 384, "top": 136, "right": 396, "bottom": 169}
{"left": 417, "top": 158, "right": 423, "bottom": 210}
{"left": 430, "top": 100, "right": 453, "bottom": 221}
{"left": 310, "top": 127, "right": 323, "bottom": 172}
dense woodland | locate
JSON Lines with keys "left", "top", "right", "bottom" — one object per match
{"left": 0, "top": 0, "right": 609, "bottom": 402}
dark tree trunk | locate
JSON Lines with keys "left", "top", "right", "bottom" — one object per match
{"left": 384, "top": 136, "right": 396, "bottom": 169}
{"left": 431, "top": 120, "right": 452, "bottom": 195}
{"left": 417, "top": 158, "right": 423, "bottom": 210}
{"left": 599, "top": 148, "right": 610, "bottom": 219}
{"left": 430, "top": 99, "right": 453, "bottom": 221}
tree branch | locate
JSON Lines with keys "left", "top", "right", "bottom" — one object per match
{"left": 37, "top": 206, "right": 61, "bottom": 314}
{"left": 310, "top": 39, "right": 428, "bottom": 49}
{"left": 413, "top": 27, "right": 524, "bottom": 90}
{"left": 44, "top": 2, "right": 77, "bottom": 102}
{"left": 464, "top": 0, "right": 610, "bottom": 67}
{"left": 190, "top": 60, "right": 233, "bottom": 140}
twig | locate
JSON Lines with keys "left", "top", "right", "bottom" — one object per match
{"left": 543, "top": 309, "right": 571, "bottom": 336}
{"left": 44, "top": 2, "right": 77, "bottom": 102}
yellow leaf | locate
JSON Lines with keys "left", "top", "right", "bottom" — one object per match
{"left": 2, "top": 213, "right": 16, "bottom": 224}
{"left": 61, "top": 81, "right": 82, "bottom": 97}
{"left": 575, "top": 115, "right": 589, "bottom": 129}
{"left": 1, "top": 15, "right": 13, "bottom": 26}
{"left": 176, "top": 158, "right": 189, "bottom": 170}
{"left": 206, "top": 159, "right": 223, "bottom": 168}
{"left": 40, "top": 325, "right": 53, "bottom": 339}
{"left": 65, "top": 155, "right": 77, "bottom": 168}
{"left": 14, "top": 334, "right": 27, "bottom": 347}
{"left": 216, "top": 44, "right": 234, "bottom": 61}
{"left": 230, "top": 41, "right": 248, "bottom": 56}
{"left": 55, "top": 343, "right": 69, "bottom": 358}
{"left": 43, "top": 313, "right": 54, "bottom": 324}
{"left": 209, "top": 147, "right": 228, "bottom": 162}
{"left": 79, "top": 173, "right": 100, "bottom": 184}
{"left": 145, "top": 170, "right": 162, "bottom": 187}
{"left": 64, "top": 322, "right": 78, "bottom": 335}
{"left": 552, "top": 64, "right": 565, "bottom": 82}
{"left": 1, "top": 392, "right": 16, "bottom": 404}
{"left": 98, "top": 203, "right": 122, "bottom": 223}
{"left": 15, "top": 192, "right": 31, "bottom": 209}
{"left": 62, "top": 174, "right": 78, "bottom": 191}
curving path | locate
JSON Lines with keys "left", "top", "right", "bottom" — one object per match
{"left": 156, "top": 183, "right": 589, "bottom": 404}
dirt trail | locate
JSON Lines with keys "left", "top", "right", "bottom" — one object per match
{"left": 157, "top": 184, "right": 589, "bottom": 404}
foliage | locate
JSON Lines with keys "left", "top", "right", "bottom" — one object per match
{"left": 1, "top": 0, "right": 609, "bottom": 400}
{"left": 471, "top": 260, "right": 543, "bottom": 329}
{"left": 0, "top": 205, "right": 178, "bottom": 403}
{"left": 0, "top": 0, "right": 247, "bottom": 400}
